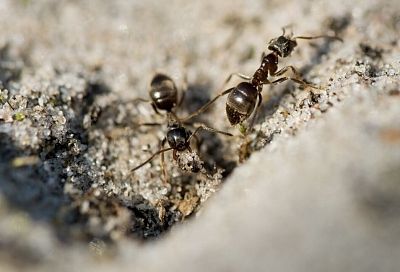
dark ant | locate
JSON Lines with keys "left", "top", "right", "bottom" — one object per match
{"left": 131, "top": 73, "right": 232, "bottom": 182}
{"left": 181, "top": 28, "right": 342, "bottom": 133}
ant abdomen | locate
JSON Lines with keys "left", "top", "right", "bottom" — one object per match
{"left": 226, "top": 82, "right": 258, "bottom": 125}
{"left": 149, "top": 73, "right": 178, "bottom": 112}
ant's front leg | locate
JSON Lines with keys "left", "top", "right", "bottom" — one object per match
{"left": 160, "top": 138, "right": 168, "bottom": 183}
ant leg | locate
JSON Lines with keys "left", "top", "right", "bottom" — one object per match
{"left": 132, "top": 98, "right": 150, "bottom": 103}
{"left": 168, "top": 111, "right": 181, "bottom": 123}
{"left": 173, "top": 149, "right": 178, "bottom": 160}
{"left": 273, "top": 65, "right": 302, "bottom": 78}
{"left": 137, "top": 122, "right": 163, "bottom": 126}
{"left": 5, "top": 101, "right": 15, "bottom": 110}
{"left": 151, "top": 102, "right": 162, "bottom": 115}
{"left": 272, "top": 66, "right": 321, "bottom": 89}
{"left": 247, "top": 92, "right": 263, "bottom": 133}
{"left": 191, "top": 134, "right": 201, "bottom": 151}
{"left": 131, "top": 145, "right": 173, "bottom": 172}
{"left": 188, "top": 123, "right": 233, "bottom": 143}
{"left": 271, "top": 76, "right": 320, "bottom": 89}
{"left": 180, "top": 87, "right": 234, "bottom": 122}
{"left": 160, "top": 138, "right": 168, "bottom": 183}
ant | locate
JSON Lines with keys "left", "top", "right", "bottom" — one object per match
{"left": 181, "top": 28, "right": 342, "bottom": 133}
{"left": 131, "top": 73, "right": 232, "bottom": 182}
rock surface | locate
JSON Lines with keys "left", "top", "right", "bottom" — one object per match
{"left": 0, "top": 0, "right": 399, "bottom": 271}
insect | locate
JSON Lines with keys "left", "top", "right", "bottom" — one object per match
{"left": 181, "top": 28, "right": 342, "bottom": 133}
{"left": 131, "top": 73, "right": 232, "bottom": 182}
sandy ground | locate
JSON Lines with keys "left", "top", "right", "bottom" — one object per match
{"left": 0, "top": 0, "right": 399, "bottom": 271}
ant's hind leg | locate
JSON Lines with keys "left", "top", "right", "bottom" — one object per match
{"left": 247, "top": 92, "right": 263, "bottom": 134}
{"left": 271, "top": 76, "right": 320, "bottom": 90}
{"left": 273, "top": 65, "right": 302, "bottom": 78}
{"left": 188, "top": 123, "right": 233, "bottom": 142}
{"left": 272, "top": 66, "right": 321, "bottom": 89}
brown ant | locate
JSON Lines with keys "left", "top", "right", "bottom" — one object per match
{"left": 131, "top": 73, "right": 232, "bottom": 182}
{"left": 181, "top": 28, "right": 342, "bottom": 133}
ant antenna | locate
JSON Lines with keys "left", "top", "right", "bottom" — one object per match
{"left": 281, "top": 24, "right": 294, "bottom": 37}
{"left": 131, "top": 147, "right": 174, "bottom": 172}
{"left": 293, "top": 34, "right": 343, "bottom": 42}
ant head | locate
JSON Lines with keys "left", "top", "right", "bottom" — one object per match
{"left": 167, "top": 125, "right": 191, "bottom": 151}
{"left": 267, "top": 35, "right": 298, "bottom": 58}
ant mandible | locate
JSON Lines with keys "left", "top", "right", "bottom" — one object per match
{"left": 131, "top": 73, "right": 232, "bottom": 182}
{"left": 181, "top": 28, "right": 342, "bottom": 133}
